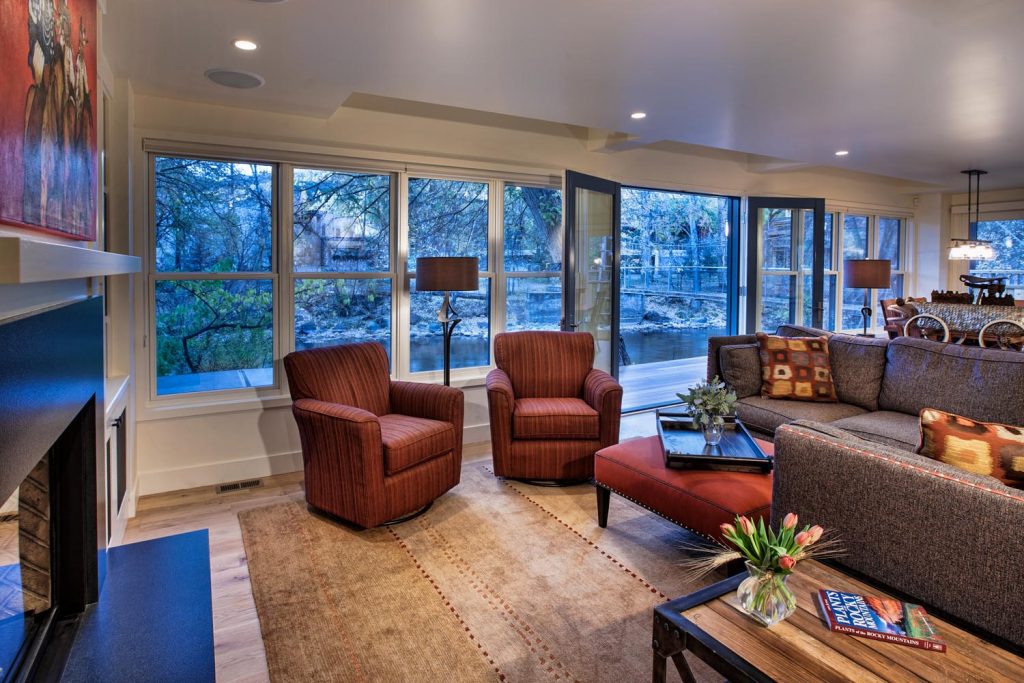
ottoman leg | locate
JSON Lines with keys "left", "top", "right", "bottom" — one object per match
{"left": 596, "top": 486, "right": 611, "bottom": 528}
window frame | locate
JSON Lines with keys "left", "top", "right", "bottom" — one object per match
{"left": 834, "top": 210, "right": 912, "bottom": 333}
{"left": 286, "top": 165, "right": 399, "bottom": 363}
{"left": 499, "top": 181, "right": 565, "bottom": 335}
{"left": 400, "top": 173, "right": 497, "bottom": 382}
{"left": 146, "top": 152, "right": 282, "bottom": 402}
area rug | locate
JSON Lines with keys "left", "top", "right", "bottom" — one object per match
{"left": 239, "top": 461, "right": 722, "bottom": 682}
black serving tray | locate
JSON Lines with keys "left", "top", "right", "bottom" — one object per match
{"left": 656, "top": 408, "right": 773, "bottom": 473}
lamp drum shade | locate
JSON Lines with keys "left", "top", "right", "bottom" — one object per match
{"left": 843, "top": 259, "right": 891, "bottom": 288}
{"left": 415, "top": 257, "right": 480, "bottom": 292}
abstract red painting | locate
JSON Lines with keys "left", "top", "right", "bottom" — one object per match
{"left": 0, "top": 0, "right": 98, "bottom": 241}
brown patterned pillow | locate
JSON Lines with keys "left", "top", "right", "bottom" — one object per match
{"left": 755, "top": 333, "right": 837, "bottom": 402}
{"left": 918, "top": 408, "right": 1024, "bottom": 489}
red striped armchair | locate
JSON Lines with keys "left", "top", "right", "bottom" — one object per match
{"left": 284, "top": 342, "right": 464, "bottom": 528}
{"left": 486, "top": 331, "right": 623, "bottom": 481}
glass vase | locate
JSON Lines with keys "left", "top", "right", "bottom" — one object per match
{"left": 702, "top": 422, "right": 724, "bottom": 446}
{"left": 737, "top": 561, "right": 797, "bottom": 626}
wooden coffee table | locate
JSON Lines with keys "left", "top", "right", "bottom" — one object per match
{"left": 652, "top": 560, "right": 1024, "bottom": 682}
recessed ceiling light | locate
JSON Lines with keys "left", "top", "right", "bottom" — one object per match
{"left": 205, "top": 68, "right": 265, "bottom": 89}
{"left": 234, "top": 39, "right": 258, "bottom": 51}
{"left": 630, "top": 112, "right": 647, "bottom": 120}
{"left": 835, "top": 150, "right": 850, "bottom": 157}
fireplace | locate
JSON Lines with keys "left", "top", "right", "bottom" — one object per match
{"left": 0, "top": 298, "right": 106, "bottom": 680}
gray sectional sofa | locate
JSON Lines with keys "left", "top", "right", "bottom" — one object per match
{"left": 707, "top": 325, "right": 1024, "bottom": 450}
{"left": 707, "top": 326, "right": 1024, "bottom": 648}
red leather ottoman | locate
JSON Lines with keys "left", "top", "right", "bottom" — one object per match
{"left": 594, "top": 436, "right": 773, "bottom": 543}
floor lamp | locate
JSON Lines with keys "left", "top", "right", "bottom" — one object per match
{"left": 415, "top": 257, "right": 480, "bottom": 386}
{"left": 844, "top": 259, "right": 891, "bottom": 337}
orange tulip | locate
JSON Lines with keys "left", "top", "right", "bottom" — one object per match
{"left": 720, "top": 523, "right": 736, "bottom": 536}
{"left": 809, "top": 525, "right": 824, "bottom": 543}
{"left": 782, "top": 513, "right": 798, "bottom": 530}
{"left": 779, "top": 555, "right": 796, "bottom": 570}
{"left": 738, "top": 516, "right": 755, "bottom": 535}
{"left": 795, "top": 531, "right": 811, "bottom": 546}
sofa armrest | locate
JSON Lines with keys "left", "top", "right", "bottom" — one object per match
{"left": 707, "top": 334, "right": 757, "bottom": 383}
{"left": 293, "top": 398, "right": 378, "bottom": 424}
{"left": 485, "top": 369, "right": 515, "bottom": 471}
{"left": 584, "top": 369, "right": 623, "bottom": 446}
{"left": 772, "top": 420, "right": 1024, "bottom": 648}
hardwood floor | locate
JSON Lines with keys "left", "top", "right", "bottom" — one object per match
{"left": 122, "top": 418, "right": 657, "bottom": 682}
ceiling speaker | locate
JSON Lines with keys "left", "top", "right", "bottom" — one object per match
{"left": 205, "top": 69, "right": 265, "bottom": 89}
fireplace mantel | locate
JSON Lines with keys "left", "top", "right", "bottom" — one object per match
{"left": 0, "top": 236, "right": 140, "bottom": 283}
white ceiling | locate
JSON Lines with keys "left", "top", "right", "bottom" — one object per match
{"left": 105, "top": 0, "right": 1024, "bottom": 190}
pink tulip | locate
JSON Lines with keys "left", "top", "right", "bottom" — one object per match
{"left": 720, "top": 523, "right": 736, "bottom": 536}
{"left": 795, "top": 531, "right": 811, "bottom": 546}
{"left": 782, "top": 513, "right": 798, "bottom": 530}
{"left": 738, "top": 516, "right": 755, "bottom": 535}
{"left": 779, "top": 555, "right": 796, "bottom": 570}
{"left": 809, "top": 525, "right": 824, "bottom": 543}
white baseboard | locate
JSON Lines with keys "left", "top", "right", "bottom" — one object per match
{"left": 138, "top": 450, "right": 304, "bottom": 496}
{"left": 138, "top": 423, "right": 490, "bottom": 496}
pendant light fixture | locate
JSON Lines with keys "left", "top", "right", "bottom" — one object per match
{"left": 948, "top": 169, "right": 995, "bottom": 260}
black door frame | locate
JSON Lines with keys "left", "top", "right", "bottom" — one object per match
{"left": 563, "top": 170, "right": 621, "bottom": 378}
{"left": 746, "top": 197, "right": 826, "bottom": 332}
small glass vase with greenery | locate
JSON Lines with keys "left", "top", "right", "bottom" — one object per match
{"left": 677, "top": 376, "right": 737, "bottom": 445}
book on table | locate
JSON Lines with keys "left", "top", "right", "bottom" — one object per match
{"left": 817, "top": 589, "right": 946, "bottom": 652}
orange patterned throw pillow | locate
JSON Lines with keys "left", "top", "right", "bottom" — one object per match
{"left": 918, "top": 408, "right": 1024, "bottom": 489}
{"left": 755, "top": 333, "right": 836, "bottom": 402}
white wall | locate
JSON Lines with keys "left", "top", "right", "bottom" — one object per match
{"left": 126, "top": 93, "right": 923, "bottom": 495}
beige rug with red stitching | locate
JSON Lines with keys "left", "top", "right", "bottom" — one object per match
{"left": 238, "top": 457, "right": 722, "bottom": 682}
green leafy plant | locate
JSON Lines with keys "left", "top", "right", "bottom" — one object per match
{"left": 677, "top": 376, "right": 737, "bottom": 427}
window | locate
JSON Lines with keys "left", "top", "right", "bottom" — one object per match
{"left": 801, "top": 212, "right": 837, "bottom": 331}
{"left": 841, "top": 214, "right": 871, "bottom": 329}
{"left": 969, "top": 220, "right": 1024, "bottom": 299}
{"left": 876, "top": 216, "right": 905, "bottom": 302}
{"left": 407, "top": 178, "right": 491, "bottom": 373}
{"left": 835, "top": 213, "right": 910, "bottom": 332}
{"left": 292, "top": 168, "right": 393, "bottom": 355}
{"left": 759, "top": 209, "right": 797, "bottom": 331}
{"left": 152, "top": 157, "right": 275, "bottom": 395}
{"left": 503, "top": 184, "right": 562, "bottom": 331}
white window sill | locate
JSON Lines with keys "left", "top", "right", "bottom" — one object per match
{"left": 139, "top": 370, "right": 490, "bottom": 422}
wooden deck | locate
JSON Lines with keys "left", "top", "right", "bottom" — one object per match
{"left": 619, "top": 356, "right": 706, "bottom": 411}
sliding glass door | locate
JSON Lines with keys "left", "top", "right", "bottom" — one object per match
{"left": 563, "top": 171, "right": 620, "bottom": 376}
{"left": 748, "top": 198, "right": 830, "bottom": 332}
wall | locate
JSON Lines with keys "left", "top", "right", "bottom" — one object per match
{"left": 126, "top": 92, "right": 923, "bottom": 495}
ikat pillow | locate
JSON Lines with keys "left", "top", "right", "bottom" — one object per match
{"left": 755, "top": 333, "right": 837, "bottom": 402}
{"left": 918, "top": 408, "right": 1024, "bottom": 489}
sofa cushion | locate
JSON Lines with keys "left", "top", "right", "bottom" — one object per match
{"left": 830, "top": 411, "right": 920, "bottom": 451}
{"left": 756, "top": 333, "right": 837, "bottom": 402}
{"left": 379, "top": 414, "right": 455, "bottom": 475}
{"left": 878, "top": 337, "right": 1024, "bottom": 425}
{"left": 827, "top": 335, "right": 889, "bottom": 411}
{"left": 736, "top": 396, "right": 866, "bottom": 435}
{"left": 513, "top": 398, "right": 600, "bottom": 440}
{"left": 919, "top": 408, "right": 1024, "bottom": 489}
{"left": 718, "top": 343, "right": 761, "bottom": 399}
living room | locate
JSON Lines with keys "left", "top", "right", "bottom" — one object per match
{"left": 1, "top": 0, "right": 1023, "bottom": 681}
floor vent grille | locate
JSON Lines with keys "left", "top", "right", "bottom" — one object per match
{"left": 216, "top": 479, "right": 263, "bottom": 494}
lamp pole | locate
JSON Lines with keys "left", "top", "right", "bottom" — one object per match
{"left": 437, "top": 291, "right": 460, "bottom": 387}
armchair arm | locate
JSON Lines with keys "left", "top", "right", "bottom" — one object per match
{"left": 584, "top": 369, "right": 622, "bottom": 447}
{"left": 290, "top": 399, "right": 385, "bottom": 512}
{"left": 485, "top": 369, "right": 516, "bottom": 473}
{"left": 390, "top": 380, "right": 463, "bottom": 425}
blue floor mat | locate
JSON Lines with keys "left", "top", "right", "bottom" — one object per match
{"left": 61, "top": 530, "right": 215, "bottom": 682}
